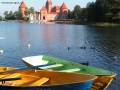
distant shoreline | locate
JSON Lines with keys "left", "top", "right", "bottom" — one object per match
{"left": 2, "top": 20, "right": 120, "bottom": 27}
{"left": 5, "top": 20, "right": 27, "bottom": 22}
{"left": 74, "top": 20, "right": 120, "bottom": 27}
{"left": 88, "top": 22, "right": 120, "bottom": 27}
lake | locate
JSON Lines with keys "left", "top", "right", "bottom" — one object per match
{"left": 0, "top": 21, "right": 120, "bottom": 90}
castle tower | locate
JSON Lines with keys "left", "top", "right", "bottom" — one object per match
{"left": 60, "top": 2, "right": 68, "bottom": 12}
{"left": 40, "top": 6, "right": 47, "bottom": 20}
{"left": 19, "top": 0, "right": 27, "bottom": 17}
{"left": 46, "top": 0, "right": 52, "bottom": 12}
{"left": 60, "top": 2, "right": 68, "bottom": 19}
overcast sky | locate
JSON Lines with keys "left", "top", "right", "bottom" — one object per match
{"left": 0, "top": 0, "right": 95, "bottom": 17}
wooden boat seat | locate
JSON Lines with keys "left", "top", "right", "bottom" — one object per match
{"left": 30, "top": 77, "right": 49, "bottom": 86}
{"left": 0, "top": 73, "right": 21, "bottom": 79}
{"left": 40, "top": 64, "right": 63, "bottom": 69}
{"left": 4, "top": 73, "right": 21, "bottom": 78}
{"left": 59, "top": 68, "right": 81, "bottom": 72}
{"left": 0, "top": 73, "right": 21, "bottom": 85}
{"left": 0, "top": 74, "right": 10, "bottom": 78}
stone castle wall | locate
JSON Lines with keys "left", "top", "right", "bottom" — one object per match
{"left": 47, "top": 14, "right": 59, "bottom": 21}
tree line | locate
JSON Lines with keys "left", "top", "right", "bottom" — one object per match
{"left": 3, "top": 7, "right": 35, "bottom": 21}
{"left": 68, "top": 0, "right": 120, "bottom": 23}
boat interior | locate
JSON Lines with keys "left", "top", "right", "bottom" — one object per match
{"left": 0, "top": 67, "right": 96, "bottom": 86}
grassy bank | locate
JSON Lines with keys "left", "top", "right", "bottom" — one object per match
{"left": 89, "top": 22, "right": 120, "bottom": 27}
{"left": 74, "top": 20, "right": 120, "bottom": 27}
{"left": 6, "top": 20, "right": 28, "bottom": 22}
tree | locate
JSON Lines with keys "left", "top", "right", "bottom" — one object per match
{"left": 86, "top": 0, "right": 120, "bottom": 23}
{"left": 24, "top": 7, "right": 30, "bottom": 16}
{"left": 0, "top": 16, "right": 2, "bottom": 21}
{"left": 29, "top": 7, "right": 35, "bottom": 14}
{"left": 94, "top": 0, "right": 106, "bottom": 22}
{"left": 68, "top": 9, "right": 73, "bottom": 19}
{"left": 14, "top": 11, "right": 18, "bottom": 19}
{"left": 80, "top": 8, "right": 87, "bottom": 20}
{"left": 6, "top": 11, "right": 15, "bottom": 20}
{"left": 4, "top": 11, "right": 8, "bottom": 20}
{"left": 86, "top": 2, "right": 95, "bottom": 22}
{"left": 17, "top": 9, "right": 22, "bottom": 20}
{"left": 73, "top": 5, "right": 82, "bottom": 20}
{"left": 9, "top": 11, "right": 13, "bottom": 16}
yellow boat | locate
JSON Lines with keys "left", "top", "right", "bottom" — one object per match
{"left": 0, "top": 66, "right": 97, "bottom": 90}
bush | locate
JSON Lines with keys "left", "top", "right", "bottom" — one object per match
{"left": 0, "top": 16, "right": 2, "bottom": 21}
{"left": 23, "top": 17, "right": 29, "bottom": 21}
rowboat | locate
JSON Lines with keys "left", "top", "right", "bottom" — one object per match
{"left": 0, "top": 66, "right": 97, "bottom": 90}
{"left": 22, "top": 55, "right": 116, "bottom": 90}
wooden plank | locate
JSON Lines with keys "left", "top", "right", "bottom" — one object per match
{"left": 0, "top": 64, "right": 53, "bottom": 74}
{"left": 0, "top": 74, "right": 10, "bottom": 78}
{"left": 4, "top": 73, "right": 21, "bottom": 78}
{"left": 59, "top": 68, "right": 81, "bottom": 72}
{"left": 30, "top": 77, "right": 49, "bottom": 86}
{"left": 40, "top": 64, "right": 63, "bottom": 69}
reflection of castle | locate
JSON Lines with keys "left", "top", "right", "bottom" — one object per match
{"left": 19, "top": 0, "right": 68, "bottom": 21}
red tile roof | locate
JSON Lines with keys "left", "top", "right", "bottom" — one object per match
{"left": 41, "top": 6, "right": 47, "bottom": 11}
{"left": 61, "top": 3, "right": 68, "bottom": 9}
{"left": 54, "top": 6, "right": 61, "bottom": 10}
{"left": 19, "top": 1, "right": 27, "bottom": 8}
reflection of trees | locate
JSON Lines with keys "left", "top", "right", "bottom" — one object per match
{"left": 87, "top": 27, "right": 120, "bottom": 58}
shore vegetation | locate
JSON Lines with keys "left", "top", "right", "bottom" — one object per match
{"left": 3, "top": 7, "right": 35, "bottom": 22}
{"left": 68, "top": 0, "right": 120, "bottom": 26}
{"left": 0, "top": 16, "right": 2, "bottom": 21}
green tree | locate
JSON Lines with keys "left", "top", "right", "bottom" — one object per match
{"left": 24, "top": 7, "right": 30, "bottom": 16}
{"left": 14, "top": 11, "right": 18, "bottom": 20}
{"left": 29, "top": 7, "right": 35, "bottom": 14}
{"left": 73, "top": 5, "right": 82, "bottom": 20}
{"left": 7, "top": 11, "right": 15, "bottom": 20}
{"left": 80, "top": 8, "right": 87, "bottom": 20}
{"left": 86, "top": 2, "right": 95, "bottom": 22}
{"left": 0, "top": 16, "right": 2, "bottom": 21}
{"left": 109, "top": 0, "right": 120, "bottom": 23}
{"left": 4, "top": 11, "right": 8, "bottom": 20}
{"left": 68, "top": 9, "right": 73, "bottom": 19}
{"left": 9, "top": 11, "right": 13, "bottom": 16}
{"left": 94, "top": 0, "right": 106, "bottom": 22}
{"left": 17, "top": 9, "right": 22, "bottom": 20}
{"left": 86, "top": 0, "right": 120, "bottom": 23}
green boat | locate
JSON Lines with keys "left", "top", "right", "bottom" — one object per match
{"left": 22, "top": 55, "right": 116, "bottom": 90}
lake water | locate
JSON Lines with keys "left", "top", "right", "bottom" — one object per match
{"left": 0, "top": 22, "right": 120, "bottom": 90}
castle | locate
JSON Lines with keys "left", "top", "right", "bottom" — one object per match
{"left": 19, "top": 0, "right": 68, "bottom": 21}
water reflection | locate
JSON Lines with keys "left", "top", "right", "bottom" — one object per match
{"left": 20, "top": 23, "right": 27, "bottom": 47}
